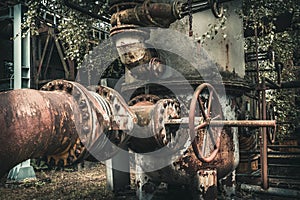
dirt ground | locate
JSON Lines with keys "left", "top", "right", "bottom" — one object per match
{"left": 0, "top": 163, "right": 292, "bottom": 200}
{"left": 0, "top": 163, "right": 117, "bottom": 200}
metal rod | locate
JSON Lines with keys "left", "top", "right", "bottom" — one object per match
{"left": 254, "top": 24, "right": 261, "bottom": 122}
{"left": 63, "top": 0, "right": 110, "bottom": 23}
{"left": 270, "top": 81, "right": 300, "bottom": 89}
{"left": 259, "top": 163, "right": 300, "bottom": 168}
{"left": 268, "top": 145, "right": 300, "bottom": 148}
{"left": 241, "top": 184, "right": 300, "bottom": 198}
{"left": 36, "top": 32, "right": 50, "bottom": 84}
{"left": 261, "top": 78, "right": 269, "bottom": 190}
{"left": 52, "top": 32, "right": 70, "bottom": 79}
{"left": 240, "top": 151, "right": 300, "bottom": 155}
{"left": 165, "top": 118, "right": 276, "bottom": 127}
{"left": 43, "top": 41, "right": 54, "bottom": 79}
{"left": 210, "top": 120, "right": 276, "bottom": 127}
{"left": 265, "top": 77, "right": 280, "bottom": 89}
{"left": 237, "top": 174, "right": 300, "bottom": 180}
{"left": 182, "top": 0, "right": 233, "bottom": 15}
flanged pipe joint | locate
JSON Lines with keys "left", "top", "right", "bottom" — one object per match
{"left": 0, "top": 80, "right": 136, "bottom": 177}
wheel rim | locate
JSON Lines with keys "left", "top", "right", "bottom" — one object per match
{"left": 189, "top": 83, "right": 223, "bottom": 163}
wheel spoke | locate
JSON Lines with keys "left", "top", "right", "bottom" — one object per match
{"left": 202, "top": 128, "right": 208, "bottom": 156}
{"left": 194, "top": 121, "right": 208, "bottom": 131}
{"left": 208, "top": 127, "right": 216, "bottom": 148}
{"left": 207, "top": 90, "right": 213, "bottom": 117}
{"left": 212, "top": 114, "right": 221, "bottom": 120}
{"left": 198, "top": 96, "right": 208, "bottom": 120}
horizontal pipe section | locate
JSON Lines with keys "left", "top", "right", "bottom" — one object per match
{"left": 0, "top": 89, "right": 79, "bottom": 176}
{"left": 110, "top": 3, "right": 177, "bottom": 28}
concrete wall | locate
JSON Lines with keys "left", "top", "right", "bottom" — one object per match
{"left": 190, "top": 0, "right": 245, "bottom": 77}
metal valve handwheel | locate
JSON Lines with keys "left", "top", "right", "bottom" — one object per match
{"left": 189, "top": 83, "right": 223, "bottom": 163}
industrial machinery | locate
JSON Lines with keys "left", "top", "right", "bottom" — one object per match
{"left": 0, "top": 0, "right": 277, "bottom": 199}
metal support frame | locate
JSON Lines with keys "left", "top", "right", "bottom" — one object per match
{"left": 105, "top": 148, "right": 130, "bottom": 192}
{"left": 0, "top": 6, "right": 13, "bottom": 21}
{"left": 101, "top": 79, "right": 131, "bottom": 192}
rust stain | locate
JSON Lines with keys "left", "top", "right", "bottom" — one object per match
{"left": 226, "top": 43, "right": 229, "bottom": 70}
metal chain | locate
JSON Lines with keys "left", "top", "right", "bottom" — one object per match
{"left": 188, "top": 0, "right": 193, "bottom": 37}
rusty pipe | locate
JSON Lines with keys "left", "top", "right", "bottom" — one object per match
{"left": 127, "top": 98, "right": 181, "bottom": 153}
{"left": 261, "top": 78, "right": 269, "bottom": 190}
{"left": 109, "top": 1, "right": 175, "bottom": 80}
{"left": 0, "top": 80, "right": 136, "bottom": 177}
{"left": 110, "top": 2, "right": 178, "bottom": 28}
{"left": 210, "top": 120, "right": 276, "bottom": 127}
{"left": 110, "top": 0, "right": 233, "bottom": 28}
{"left": 0, "top": 89, "right": 79, "bottom": 176}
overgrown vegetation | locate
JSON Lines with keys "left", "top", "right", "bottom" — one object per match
{"left": 242, "top": 0, "right": 300, "bottom": 139}
{"left": 22, "top": 0, "right": 109, "bottom": 64}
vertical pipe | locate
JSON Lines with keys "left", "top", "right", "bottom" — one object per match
{"left": 254, "top": 24, "right": 260, "bottom": 119}
{"left": 261, "top": 78, "right": 268, "bottom": 189}
{"left": 13, "top": 4, "right": 22, "bottom": 89}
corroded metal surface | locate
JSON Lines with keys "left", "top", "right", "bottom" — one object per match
{"left": 40, "top": 80, "right": 111, "bottom": 165}
{"left": 0, "top": 80, "right": 136, "bottom": 176}
{"left": 110, "top": 1, "right": 177, "bottom": 28}
{"left": 196, "top": 169, "right": 218, "bottom": 199}
{"left": 128, "top": 98, "right": 181, "bottom": 153}
{"left": 112, "top": 30, "right": 165, "bottom": 80}
{"left": 172, "top": 127, "right": 235, "bottom": 180}
{"left": 0, "top": 89, "right": 78, "bottom": 176}
{"left": 96, "top": 85, "right": 137, "bottom": 131}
